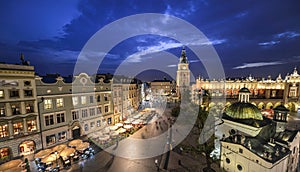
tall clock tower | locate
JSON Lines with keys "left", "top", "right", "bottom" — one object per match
{"left": 176, "top": 46, "right": 190, "bottom": 96}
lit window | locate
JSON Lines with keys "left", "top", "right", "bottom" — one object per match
{"left": 46, "top": 134, "right": 56, "bottom": 146}
{"left": 81, "top": 96, "right": 87, "bottom": 105}
{"left": 0, "top": 90, "right": 4, "bottom": 98}
{"left": 0, "top": 104, "right": 5, "bottom": 116}
{"left": 45, "top": 114, "right": 54, "bottom": 126}
{"left": 97, "top": 120, "right": 101, "bottom": 127}
{"left": 56, "top": 113, "right": 65, "bottom": 123}
{"left": 13, "top": 122, "right": 23, "bottom": 135}
{"left": 25, "top": 102, "right": 34, "bottom": 113}
{"left": 27, "top": 119, "right": 37, "bottom": 132}
{"left": 0, "top": 147, "right": 10, "bottom": 160}
{"left": 107, "top": 118, "right": 112, "bottom": 124}
{"left": 0, "top": 124, "right": 8, "bottom": 138}
{"left": 58, "top": 131, "right": 67, "bottom": 141}
{"left": 72, "top": 97, "right": 78, "bottom": 106}
{"left": 56, "top": 98, "right": 64, "bottom": 108}
{"left": 44, "top": 99, "right": 52, "bottom": 109}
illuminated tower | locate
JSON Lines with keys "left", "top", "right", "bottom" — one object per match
{"left": 176, "top": 46, "right": 190, "bottom": 96}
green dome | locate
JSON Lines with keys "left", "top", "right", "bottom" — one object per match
{"left": 239, "top": 87, "right": 251, "bottom": 93}
{"left": 225, "top": 102, "right": 263, "bottom": 120}
{"left": 273, "top": 105, "right": 289, "bottom": 112}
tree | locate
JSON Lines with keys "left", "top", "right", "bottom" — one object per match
{"left": 171, "top": 106, "right": 180, "bottom": 117}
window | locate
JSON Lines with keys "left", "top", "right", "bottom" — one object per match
{"left": 9, "top": 90, "right": 19, "bottom": 98}
{"left": 24, "top": 80, "right": 31, "bottom": 86}
{"left": 105, "top": 106, "right": 109, "bottom": 113}
{"left": 90, "top": 122, "right": 95, "bottom": 128}
{"left": 56, "top": 113, "right": 65, "bottom": 123}
{"left": 0, "top": 90, "right": 4, "bottom": 98}
{"left": 90, "top": 96, "right": 94, "bottom": 103}
{"left": 56, "top": 98, "right": 64, "bottom": 108}
{"left": 97, "top": 95, "right": 101, "bottom": 102}
{"left": 84, "top": 124, "right": 88, "bottom": 131}
{"left": 107, "top": 117, "right": 112, "bottom": 124}
{"left": 13, "top": 122, "right": 23, "bottom": 135}
{"left": 89, "top": 108, "right": 95, "bottom": 116}
{"left": 11, "top": 103, "right": 21, "bottom": 115}
{"left": 72, "top": 110, "right": 79, "bottom": 120}
{"left": 0, "top": 124, "right": 8, "bottom": 138}
{"left": 46, "top": 134, "right": 56, "bottom": 146}
{"left": 0, "top": 147, "right": 10, "bottom": 160}
{"left": 289, "top": 87, "right": 297, "bottom": 97}
{"left": 237, "top": 164, "right": 243, "bottom": 171}
{"left": 97, "top": 120, "right": 101, "bottom": 127}
{"left": 226, "top": 158, "right": 230, "bottom": 164}
{"left": 45, "top": 114, "right": 54, "bottom": 126}
{"left": 58, "top": 131, "right": 67, "bottom": 141}
{"left": 72, "top": 97, "right": 78, "bottom": 106}
{"left": 104, "top": 94, "right": 108, "bottom": 101}
{"left": 25, "top": 102, "right": 34, "bottom": 113}
{"left": 0, "top": 104, "right": 5, "bottom": 116}
{"left": 24, "top": 90, "right": 33, "bottom": 97}
{"left": 97, "top": 106, "right": 102, "bottom": 114}
{"left": 27, "top": 119, "right": 37, "bottom": 132}
{"left": 44, "top": 99, "right": 52, "bottom": 109}
{"left": 82, "top": 109, "right": 88, "bottom": 118}
{"left": 239, "top": 148, "right": 243, "bottom": 154}
{"left": 81, "top": 96, "right": 87, "bottom": 104}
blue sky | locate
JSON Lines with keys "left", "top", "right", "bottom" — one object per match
{"left": 0, "top": 0, "right": 300, "bottom": 80}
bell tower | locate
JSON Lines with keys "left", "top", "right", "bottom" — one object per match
{"left": 176, "top": 46, "right": 190, "bottom": 96}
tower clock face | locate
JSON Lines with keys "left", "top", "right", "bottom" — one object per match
{"left": 182, "top": 66, "right": 186, "bottom": 70}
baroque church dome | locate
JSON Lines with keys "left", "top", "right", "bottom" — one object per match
{"left": 224, "top": 102, "right": 263, "bottom": 120}
{"left": 223, "top": 87, "right": 263, "bottom": 121}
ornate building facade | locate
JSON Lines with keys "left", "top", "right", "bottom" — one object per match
{"left": 192, "top": 67, "right": 300, "bottom": 111}
{"left": 0, "top": 63, "right": 41, "bottom": 162}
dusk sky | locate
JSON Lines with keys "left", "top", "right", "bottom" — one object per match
{"left": 0, "top": 0, "right": 300, "bottom": 81}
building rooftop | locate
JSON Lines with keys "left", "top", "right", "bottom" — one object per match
{"left": 224, "top": 102, "right": 263, "bottom": 121}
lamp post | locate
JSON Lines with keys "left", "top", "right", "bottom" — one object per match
{"left": 54, "top": 151, "right": 58, "bottom": 168}
{"left": 154, "top": 159, "right": 159, "bottom": 171}
{"left": 37, "top": 97, "right": 44, "bottom": 149}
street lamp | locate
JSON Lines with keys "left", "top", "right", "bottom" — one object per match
{"left": 154, "top": 159, "right": 159, "bottom": 171}
{"left": 54, "top": 151, "right": 58, "bottom": 168}
{"left": 37, "top": 97, "right": 44, "bottom": 149}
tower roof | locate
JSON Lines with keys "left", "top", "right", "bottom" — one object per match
{"left": 179, "top": 46, "right": 188, "bottom": 64}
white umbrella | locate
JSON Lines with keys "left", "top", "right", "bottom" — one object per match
{"left": 115, "top": 123, "right": 123, "bottom": 127}
{"left": 52, "top": 144, "right": 67, "bottom": 153}
{"left": 109, "top": 125, "right": 118, "bottom": 131}
{"left": 68, "top": 139, "right": 83, "bottom": 147}
{"left": 0, "top": 159, "right": 23, "bottom": 171}
{"left": 132, "top": 120, "right": 140, "bottom": 125}
{"left": 34, "top": 149, "right": 52, "bottom": 159}
{"left": 124, "top": 120, "right": 132, "bottom": 124}
{"left": 123, "top": 125, "right": 133, "bottom": 129}
{"left": 110, "top": 131, "right": 119, "bottom": 137}
{"left": 60, "top": 147, "right": 75, "bottom": 157}
{"left": 99, "top": 135, "right": 110, "bottom": 141}
{"left": 76, "top": 142, "right": 90, "bottom": 151}
{"left": 117, "top": 128, "right": 126, "bottom": 133}
{"left": 102, "top": 127, "right": 110, "bottom": 134}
